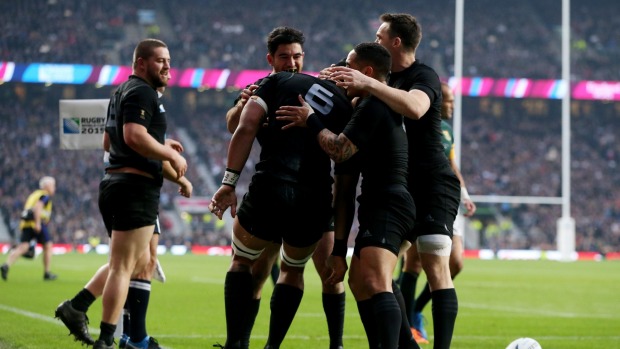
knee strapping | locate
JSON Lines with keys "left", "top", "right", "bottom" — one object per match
{"left": 280, "top": 247, "right": 313, "bottom": 268}
{"left": 416, "top": 235, "right": 452, "bottom": 256}
{"left": 231, "top": 232, "right": 264, "bottom": 260}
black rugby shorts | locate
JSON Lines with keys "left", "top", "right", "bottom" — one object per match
{"left": 353, "top": 186, "right": 415, "bottom": 256}
{"left": 409, "top": 163, "right": 460, "bottom": 240}
{"left": 237, "top": 175, "right": 333, "bottom": 248}
{"left": 99, "top": 173, "right": 160, "bottom": 236}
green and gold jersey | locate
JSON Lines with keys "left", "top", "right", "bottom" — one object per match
{"left": 440, "top": 120, "right": 455, "bottom": 161}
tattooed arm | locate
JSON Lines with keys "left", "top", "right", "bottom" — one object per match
{"left": 315, "top": 128, "right": 358, "bottom": 163}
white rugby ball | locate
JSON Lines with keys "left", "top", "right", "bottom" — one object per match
{"left": 505, "top": 337, "right": 542, "bottom": 349}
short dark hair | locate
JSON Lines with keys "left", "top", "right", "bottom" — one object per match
{"left": 266, "top": 27, "right": 305, "bottom": 55}
{"left": 133, "top": 38, "right": 167, "bottom": 68}
{"left": 379, "top": 13, "right": 422, "bottom": 52}
{"left": 352, "top": 42, "right": 392, "bottom": 80}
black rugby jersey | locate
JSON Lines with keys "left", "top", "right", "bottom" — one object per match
{"left": 233, "top": 76, "right": 270, "bottom": 145}
{"left": 252, "top": 72, "right": 353, "bottom": 187}
{"left": 337, "top": 95, "right": 409, "bottom": 195}
{"left": 388, "top": 61, "right": 447, "bottom": 169}
{"left": 105, "top": 75, "right": 166, "bottom": 184}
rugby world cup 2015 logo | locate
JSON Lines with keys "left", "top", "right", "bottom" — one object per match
{"left": 63, "top": 117, "right": 80, "bottom": 134}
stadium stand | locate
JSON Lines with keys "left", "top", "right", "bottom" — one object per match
{"left": 3, "top": 0, "right": 618, "bottom": 80}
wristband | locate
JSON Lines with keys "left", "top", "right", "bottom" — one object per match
{"left": 222, "top": 168, "right": 241, "bottom": 188}
{"left": 331, "top": 239, "right": 348, "bottom": 257}
{"left": 306, "top": 113, "right": 326, "bottom": 137}
{"left": 461, "top": 187, "right": 471, "bottom": 201}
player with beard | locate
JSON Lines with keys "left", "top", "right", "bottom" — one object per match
{"left": 92, "top": 38, "right": 187, "bottom": 349}
{"left": 55, "top": 75, "right": 193, "bottom": 349}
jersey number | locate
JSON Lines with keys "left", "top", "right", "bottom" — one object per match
{"left": 305, "top": 84, "right": 334, "bottom": 115}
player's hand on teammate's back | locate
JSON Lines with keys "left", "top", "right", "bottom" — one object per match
{"left": 239, "top": 85, "right": 259, "bottom": 105}
{"left": 276, "top": 94, "right": 315, "bottom": 130}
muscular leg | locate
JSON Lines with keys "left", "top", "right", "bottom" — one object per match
{"left": 3, "top": 242, "right": 29, "bottom": 267}
{"left": 265, "top": 241, "right": 317, "bottom": 349}
{"left": 312, "top": 231, "right": 345, "bottom": 349}
{"left": 42, "top": 241, "right": 53, "bottom": 274}
{"left": 71, "top": 233, "right": 159, "bottom": 307}
{"left": 349, "top": 246, "right": 401, "bottom": 349}
{"left": 224, "top": 219, "right": 271, "bottom": 349}
{"left": 124, "top": 233, "right": 158, "bottom": 344}
{"left": 415, "top": 234, "right": 465, "bottom": 315}
{"left": 401, "top": 243, "right": 423, "bottom": 325}
{"left": 98, "top": 225, "right": 153, "bottom": 345}
{"left": 449, "top": 235, "right": 464, "bottom": 278}
{"left": 237, "top": 242, "right": 280, "bottom": 348}
{"left": 251, "top": 243, "right": 280, "bottom": 298}
{"left": 417, "top": 235, "right": 457, "bottom": 349}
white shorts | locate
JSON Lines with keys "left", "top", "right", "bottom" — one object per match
{"left": 453, "top": 214, "right": 464, "bottom": 237}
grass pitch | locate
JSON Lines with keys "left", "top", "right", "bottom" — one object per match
{"left": 0, "top": 253, "right": 618, "bottom": 348}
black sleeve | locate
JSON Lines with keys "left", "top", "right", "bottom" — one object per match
{"left": 253, "top": 75, "right": 278, "bottom": 113}
{"left": 122, "top": 85, "right": 158, "bottom": 128}
{"left": 410, "top": 66, "right": 441, "bottom": 106}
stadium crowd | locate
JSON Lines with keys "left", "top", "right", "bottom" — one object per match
{"left": 1, "top": 0, "right": 619, "bottom": 254}
{"left": 459, "top": 98, "right": 620, "bottom": 253}
{"left": 0, "top": 85, "right": 224, "bottom": 249}
{"left": 2, "top": 0, "right": 619, "bottom": 81}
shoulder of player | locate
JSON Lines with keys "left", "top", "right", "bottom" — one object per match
{"left": 120, "top": 80, "right": 158, "bottom": 102}
{"left": 255, "top": 71, "right": 295, "bottom": 91}
{"left": 412, "top": 60, "right": 438, "bottom": 73}
{"left": 267, "top": 71, "right": 299, "bottom": 82}
{"left": 360, "top": 95, "right": 394, "bottom": 113}
{"left": 32, "top": 190, "right": 50, "bottom": 202}
{"left": 399, "top": 61, "right": 440, "bottom": 83}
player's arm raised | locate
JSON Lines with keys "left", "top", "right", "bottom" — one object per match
{"left": 225, "top": 84, "right": 259, "bottom": 133}
{"left": 330, "top": 66, "right": 429, "bottom": 120}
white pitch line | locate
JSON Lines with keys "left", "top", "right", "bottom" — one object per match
{"left": 0, "top": 303, "right": 70, "bottom": 325}
{"left": 460, "top": 302, "right": 619, "bottom": 319}
{"left": 0, "top": 304, "right": 178, "bottom": 348}
{"left": 3, "top": 303, "right": 618, "bottom": 345}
